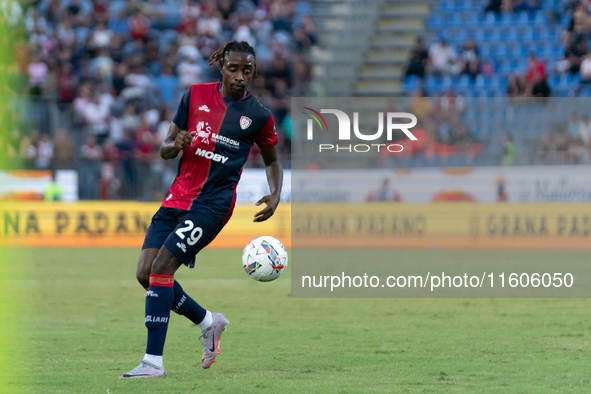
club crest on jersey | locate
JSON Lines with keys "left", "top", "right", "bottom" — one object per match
{"left": 196, "top": 121, "right": 212, "bottom": 144}
{"left": 240, "top": 116, "right": 252, "bottom": 130}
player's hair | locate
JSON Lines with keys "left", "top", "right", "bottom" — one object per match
{"left": 208, "top": 40, "right": 256, "bottom": 73}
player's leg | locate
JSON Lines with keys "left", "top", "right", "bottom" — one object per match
{"left": 136, "top": 248, "right": 158, "bottom": 289}
{"left": 137, "top": 209, "right": 215, "bottom": 327}
{"left": 164, "top": 211, "right": 229, "bottom": 369}
{"left": 121, "top": 246, "right": 181, "bottom": 379}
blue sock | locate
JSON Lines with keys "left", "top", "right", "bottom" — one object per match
{"left": 145, "top": 274, "right": 174, "bottom": 356}
{"left": 171, "top": 280, "right": 207, "bottom": 325}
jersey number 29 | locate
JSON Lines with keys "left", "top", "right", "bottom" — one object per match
{"left": 175, "top": 220, "right": 203, "bottom": 246}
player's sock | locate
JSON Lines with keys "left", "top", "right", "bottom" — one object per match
{"left": 171, "top": 280, "right": 208, "bottom": 326}
{"left": 145, "top": 274, "right": 174, "bottom": 357}
{"left": 197, "top": 310, "right": 214, "bottom": 332}
{"left": 143, "top": 353, "right": 163, "bottom": 369}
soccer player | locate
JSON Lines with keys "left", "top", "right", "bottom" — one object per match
{"left": 121, "top": 41, "right": 283, "bottom": 378}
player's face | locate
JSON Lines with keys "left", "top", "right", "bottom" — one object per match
{"left": 220, "top": 51, "right": 255, "bottom": 101}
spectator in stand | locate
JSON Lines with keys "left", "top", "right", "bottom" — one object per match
{"left": 460, "top": 39, "right": 480, "bottom": 79}
{"left": 484, "top": 0, "right": 502, "bottom": 14}
{"left": 581, "top": 52, "right": 591, "bottom": 83}
{"left": 567, "top": 112, "right": 580, "bottom": 138}
{"left": 428, "top": 38, "right": 460, "bottom": 76}
{"left": 129, "top": 8, "right": 150, "bottom": 40}
{"left": 53, "top": 128, "right": 75, "bottom": 169}
{"left": 405, "top": 37, "right": 428, "bottom": 79}
{"left": 36, "top": 133, "right": 53, "bottom": 170}
{"left": 90, "top": 22, "right": 113, "bottom": 49}
{"left": 134, "top": 122, "right": 157, "bottom": 201}
{"left": 177, "top": 55, "right": 202, "bottom": 89}
{"left": 536, "top": 132, "right": 556, "bottom": 163}
{"left": 79, "top": 135, "right": 103, "bottom": 200}
{"left": 556, "top": 36, "right": 587, "bottom": 74}
{"left": 502, "top": 134, "right": 515, "bottom": 165}
{"left": 526, "top": 54, "right": 551, "bottom": 97}
{"left": 27, "top": 53, "right": 47, "bottom": 96}
{"left": 572, "top": 5, "right": 591, "bottom": 41}
{"left": 101, "top": 138, "right": 122, "bottom": 199}
{"left": 84, "top": 91, "right": 110, "bottom": 144}
{"left": 579, "top": 115, "right": 591, "bottom": 146}
{"left": 507, "top": 74, "right": 528, "bottom": 97}
{"left": 57, "top": 63, "right": 78, "bottom": 104}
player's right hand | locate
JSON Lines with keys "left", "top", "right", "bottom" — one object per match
{"left": 174, "top": 130, "right": 196, "bottom": 151}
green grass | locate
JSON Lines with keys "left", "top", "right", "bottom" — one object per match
{"left": 7, "top": 248, "right": 591, "bottom": 393}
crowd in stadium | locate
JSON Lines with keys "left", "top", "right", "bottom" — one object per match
{"left": 401, "top": 0, "right": 591, "bottom": 165}
{"left": 13, "top": 0, "right": 313, "bottom": 200}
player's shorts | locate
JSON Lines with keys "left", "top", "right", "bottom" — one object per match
{"left": 142, "top": 207, "right": 226, "bottom": 268}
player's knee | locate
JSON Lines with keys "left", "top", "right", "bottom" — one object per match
{"left": 136, "top": 269, "right": 150, "bottom": 288}
{"left": 151, "top": 248, "right": 177, "bottom": 275}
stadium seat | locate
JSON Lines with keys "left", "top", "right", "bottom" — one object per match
{"left": 404, "top": 76, "right": 420, "bottom": 91}
{"left": 495, "top": 42, "right": 508, "bottom": 57}
{"left": 483, "top": 12, "right": 497, "bottom": 26}
{"left": 500, "top": 13, "right": 513, "bottom": 26}
{"left": 533, "top": 11, "right": 547, "bottom": 25}
{"left": 516, "top": 11, "right": 530, "bottom": 25}
{"left": 457, "top": 75, "right": 472, "bottom": 89}
{"left": 428, "top": 13, "right": 445, "bottom": 28}
{"left": 520, "top": 26, "right": 535, "bottom": 41}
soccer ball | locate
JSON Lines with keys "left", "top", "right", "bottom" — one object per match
{"left": 242, "top": 236, "right": 288, "bottom": 282}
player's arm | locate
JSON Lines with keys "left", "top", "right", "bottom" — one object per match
{"left": 160, "top": 122, "right": 195, "bottom": 160}
{"left": 254, "top": 146, "right": 283, "bottom": 222}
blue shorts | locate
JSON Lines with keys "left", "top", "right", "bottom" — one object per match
{"left": 142, "top": 207, "right": 226, "bottom": 268}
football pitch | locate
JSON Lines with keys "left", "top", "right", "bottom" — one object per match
{"left": 4, "top": 248, "right": 591, "bottom": 393}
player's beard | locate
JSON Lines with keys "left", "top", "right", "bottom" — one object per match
{"left": 230, "top": 88, "right": 245, "bottom": 101}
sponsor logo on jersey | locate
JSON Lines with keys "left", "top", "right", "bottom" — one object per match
{"left": 211, "top": 133, "right": 240, "bottom": 149}
{"left": 198, "top": 105, "right": 210, "bottom": 112}
{"left": 196, "top": 121, "right": 212, "bottom": 144}
{"left": 176, "top": 242, "right": 187, "bottom": 252}
{"left": 240, "top": 116, "right": 252, "bottom": 130}
{"left": 145, "top": 315, "right": 169, "bottom": 323}
{"left": 195, "top": 148, "right": 229, "bottom": 163}
{"left": 146, "top": 290, "right": 158, "bottom": 298}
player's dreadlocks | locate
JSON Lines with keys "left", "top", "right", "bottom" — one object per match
{"left": 208, "top": 40, "right": 256, "bottom": 73}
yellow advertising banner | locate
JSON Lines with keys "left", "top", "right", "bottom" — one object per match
{"left": 0, "top": 202, "right": 291, "bottom": 248}
{"left": 293, "top": 203, "right": 591, "bottom": 249}
{"left": 4, "top": 202, "right": 591, "bottom": 249}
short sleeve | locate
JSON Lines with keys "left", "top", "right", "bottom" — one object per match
{"left": 172, "top": 86, "right": 192, "bottom": 131}
{"left": 255, "top": 114, "right": 278, "bottom": 149}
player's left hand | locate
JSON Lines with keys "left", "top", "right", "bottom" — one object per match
{"left": 253, "top": 194, "right": 280, "bottom": 222}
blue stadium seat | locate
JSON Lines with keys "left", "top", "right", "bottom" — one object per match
{"left": 404, "top": 76, "right": 420, "bottom": 91}
{"left": 457, "top": 75, "right": 472, "bottom": 89}
{"left": 536, "top": 27, "right": 551, "bottom": 41}
{"left": 516, "top": 11, "right": 529, "bottom": 25}
{"left": 425, "top": 75, "right": 438, "bottom": 90}
{"left": 520, "top": 26, "right": 535, "bottom": 40}
{"left": 428, "top": 13, "right": 445, "bottom": 28}
{"left": 505, "top": 26, "right": 519, "bottom": 41}
{"left": 441, "top": 76, "right": 454, "bottom": 90}
{"left": 475, "top": 75, "right": 486, "bottom": 89}
{"left": 495, "top": 42, "right": 508, "bottom": 57}
{"left": 449, "top": 12, "right": 463, "bottom": 26}
{"left": 479, "top": 42, "right": 491, "bottom": 57}
{"left": 465, "top": 11, "right": 480, "bottom": 26}
{"left": 533, "top": 11, "right": 547, "bottom": 25}
{"left": 499, "top": 13, "right": 513, "bottom": 26}
{"left": 440, "top": 0, "right": 455, "bottom": 10}
{"left": 483, "top": 12, "right": 497, "bottom": 26}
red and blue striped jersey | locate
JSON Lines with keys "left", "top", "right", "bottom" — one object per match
{"left": 162, "top": 82, "right": 278, "bottom": 222}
